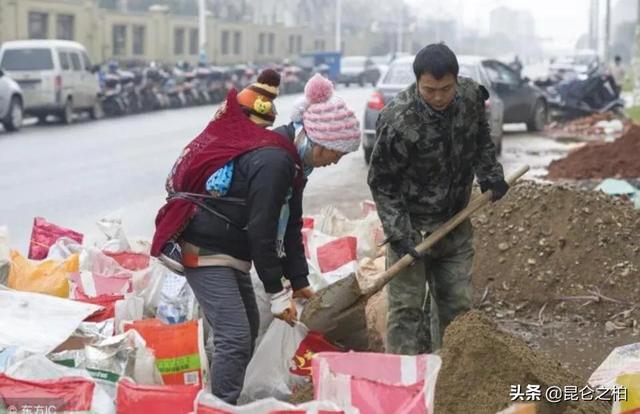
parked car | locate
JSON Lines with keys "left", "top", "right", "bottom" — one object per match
{"left": 0, "top": 69, "right": 24, "bottom": 132}
{"left": 361, "top": 55, "right": 505, "bottom": 164}
{"left": 481, "top": 58, "right": 548, "bottom": 132}
{"left": 338, "top": 56, "right": 381, "bottom": 87}
{"left": 0, "top": 40, "right": 101, "bottom": 124}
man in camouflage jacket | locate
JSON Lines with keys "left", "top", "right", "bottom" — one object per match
{"left": 367, "top": 43, "right": 508, "bottom": 354}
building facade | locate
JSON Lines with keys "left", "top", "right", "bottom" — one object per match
{"left": 0, "top": 0, "right": 335, "bottom": 64}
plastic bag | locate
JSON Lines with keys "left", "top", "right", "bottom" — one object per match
{"left": 251, "top": 271, "right": 274, "bottom": 347}
{"left": 125, "top": 318, "right": 207, "bottom": 386}
{"left": 589, "top": 343, "right": 640, "bottom": 389}
{"left": 47, "top": 237, "right": 84, "bottom": 260}
{"left": 104, "top": 252, "right": 150, "bottom": 271}
{"left": 76, "top": 294, "right": 124, "bottom": 323}
{"left": 5, "top": 354, "right": 114, "bottom": 414}
{"left": 313, "top": 352, "right": 442, "bottom": 414}
{"left": 114, "top": 295, "right": 145, "bottom": 334}
{"left": 116, "top": 378, "right": 201, "bottom": 414}
{"left": 290, "top": 331, "right": 340, "bottom": 377}
{"left": 96, "top": 213, "right": 131, "bottom": 253}
{"left": 196, "top": 390, "right": 358, "bottom": 414}
{"left": 315, "top": 206, "right": 384, "bottom": 260}
{"left": 0, "top": 285, "right": 101, "bottom": 354}
{"left": 304, "top": 231, "right": 358, "bottom": 287}
{"left": 49, "top": 330, "right": 162, "bottom": 398}
{"left": 0, "top": 373, "right": 95, "bottom": 413}
{"left": 69, "top": 270, "right": 132, "bottom": 298}
{"left": 8, "top": 250, "right": 78, "bottom": 297}
{"left": 239, "top": 320, "right": 308, "bottom": 404}
{"left": 28, "top": 217, "right": 83, "bottom": 260}
{"left": 131, "top": 261, "right": 167, "bottom": 317}
{"left": 0, "top": 347, "right": 34, "bottom": 373}
{"left": 156, "top": 272, "right": 197, "bottom": 324}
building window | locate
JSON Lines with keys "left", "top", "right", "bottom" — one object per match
{"left": 28, "top": 12, "right": 48, "bottom": 39}
{"left": 189, "top": 29, "right": 198, "bottom": 55}
{"left": 112, "top": 25, "right": 127, "bottom": 56}
{"left": 56, "top": 14, "right": 74, "bottom": 40}
{"left": 268, "top": 33, "right": 275, "bottom": 55}
{"left": 133, "top": 25, "right": 145, "bottom": 55}
{"left": 314, "top": 39, "right": 325, "bottom": 51}
{"left": 233, "top": 31, "right": 241, "bottom": 55}
{"left": 288, "top": 35, "right": 294, "bottom": 54}
{"left": 296, "top": 35, "right": 302, "bottom": 53}
{"left": 174, "top": 28, "right": 185, "bottom": 55}
{"left": 221, "top": 31, "right": 230, "bottom": 55}
{"left": 258, "top": 33, "right": 265, "bottom": 55}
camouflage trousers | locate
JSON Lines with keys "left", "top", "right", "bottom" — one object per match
{"left": 386, "top": 219, "right": 474, "bottom": 355}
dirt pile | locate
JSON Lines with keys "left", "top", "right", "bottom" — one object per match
{"left": 472, "top": 180, "right": 639, "bottom": 319}
{"left": 435, "top": 311, "right": 610, "bottom": 414}
{"left": 547, "top": 125, "right": 640, "bottom": 179}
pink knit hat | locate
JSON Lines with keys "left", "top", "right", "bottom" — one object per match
{"left": 291, "top": 74, "right": 361, "bottom": 153}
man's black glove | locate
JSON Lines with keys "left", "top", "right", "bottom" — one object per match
{"left": 389, "top": 238, "right": 421, "bottom": 260}
{"left": 480, "top": 179, "right": 509, "bottom": 202}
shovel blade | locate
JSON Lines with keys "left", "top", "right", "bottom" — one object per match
{"left": 300, "top": 273, "right": 363, "bottom": 332}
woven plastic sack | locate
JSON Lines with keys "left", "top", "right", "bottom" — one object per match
{"left": 8, "top": 251, "right": 78, "bottom": 297}
{"left": 0, "top": 373, "right": 95, "bottom": 413}
{"left": 124, "top": 319, "right": 207, "bottom": 385}
{"left": 196, "top": 390, "right": 359, "bottom": 413}
{"left": 312, "top": 352, "right": 442, "bottom": 414}
{"left": 116, "top": 378, "right": 200, "bottom": 414}
{"left": 28, "top": 217, "right": 83, "bottom": 260}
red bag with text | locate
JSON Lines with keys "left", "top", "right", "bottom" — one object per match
{"left": 290, "top": 332, "right": 341, "bottom": 377}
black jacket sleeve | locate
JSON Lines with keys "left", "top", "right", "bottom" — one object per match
{"left": 282, "top": 180, "right": 310, "bottom": 290}
{"left": 245, "top": 148, "right": 297, "bottom": 294}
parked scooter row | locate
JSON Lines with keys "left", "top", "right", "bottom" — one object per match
{"left": 97, "top": 61, "right": 312, "bottom": 118}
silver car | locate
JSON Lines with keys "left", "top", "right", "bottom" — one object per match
{"left": 362, "top": 55, "right": 505, "bottom": 163}
{"left": 0, "top": 69, "right": 24, "bottom": 132}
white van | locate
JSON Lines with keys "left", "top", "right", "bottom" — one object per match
{"left": 0, "top": 40, "right": 101, "bottom": 124}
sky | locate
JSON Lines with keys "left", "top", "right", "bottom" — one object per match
{"left": 405, "top": 0, "right": 590, "bottom": 52}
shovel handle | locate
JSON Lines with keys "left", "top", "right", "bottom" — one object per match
{"left": 363, "top": 165, "right": 530, "bottom": 297}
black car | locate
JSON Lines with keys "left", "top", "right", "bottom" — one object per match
{"left": 481, "top": 59, "right": 548, "bottom": 132}
{"left": 338, "top": 56, "right": 381, "bottom": 87}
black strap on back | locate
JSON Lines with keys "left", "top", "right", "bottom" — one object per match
{"left": 169, "top": 192, "right": 247, "bottom": 231}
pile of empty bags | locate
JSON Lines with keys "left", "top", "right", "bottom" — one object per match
{"left": 0, "top": 204, "right": 438, "bottom": 413}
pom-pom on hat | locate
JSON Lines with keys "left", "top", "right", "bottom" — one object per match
{"left": 237, "top": 68, "right": 281, "bottom": 127}
{"left": 292, "top": 74, "right": 361, "bottom": 153}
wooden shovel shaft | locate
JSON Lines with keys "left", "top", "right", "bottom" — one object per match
{"left": 364, "top": 165, "right": 530, "bottom": 297}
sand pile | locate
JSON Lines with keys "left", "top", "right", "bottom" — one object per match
{"left": 435, "top": 311, "right": 610, "bottom": 414}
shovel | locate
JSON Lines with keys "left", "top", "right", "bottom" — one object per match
{"left": 299, "top": 165, "right": 530, "bottom": 348}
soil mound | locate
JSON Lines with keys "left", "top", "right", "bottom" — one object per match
{"left": 472, "top": 181, "right": 639, "bottom": 319}
{"left": 547, "top": 125, "right": 640, "bottom": 179}
{"left": 435, "top": 311, "right": 610, "bottom": 414}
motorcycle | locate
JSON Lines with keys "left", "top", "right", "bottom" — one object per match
{"left": 544, "top": 71, "right": 626, "bottom": 120}
{"left": 101, "top": 72, "right": 127, "bottom": 117}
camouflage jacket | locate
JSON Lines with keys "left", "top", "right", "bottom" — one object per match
{"left": 367, "top": 77, "right": 504, "bottom": 241}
